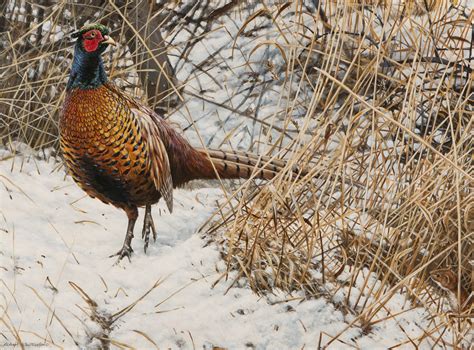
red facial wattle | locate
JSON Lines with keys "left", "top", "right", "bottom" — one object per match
{"left": 83, "top": 30, "right": 104, "bottom": 53}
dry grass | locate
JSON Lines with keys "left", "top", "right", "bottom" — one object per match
{"left": 203, "top": 0, "right": 473, "bottom": 347}
{"left": 1, "top": 0, "right": 473, "bottom": 348}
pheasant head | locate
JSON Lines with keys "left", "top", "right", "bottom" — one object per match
{"left": 72, "top": 23, "right": 115, "bottom": 54}
{"left": 67, "top": 23, "right": 116, "bottom": 91}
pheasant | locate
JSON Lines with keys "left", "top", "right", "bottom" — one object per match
{"left": 60, "top": 23, "right": 301, "bottom": 261}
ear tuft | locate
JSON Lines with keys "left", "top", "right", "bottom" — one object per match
{"left": 70, "top": 23, "right": 110, "bottom": 41}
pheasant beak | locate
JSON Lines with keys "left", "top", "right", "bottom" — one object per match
{"left": 102, "top": 35, "right": 117, "bottom": 46}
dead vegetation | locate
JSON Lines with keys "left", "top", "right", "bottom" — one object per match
{"left": 1, "top": 0, "right": 473, "bottom": 348}
{"left": 202, "top": 0, "right": 473, "bottom": 347}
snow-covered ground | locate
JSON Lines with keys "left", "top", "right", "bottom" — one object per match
{"left": 0, "top": 154, "right": 457, "bottom": 349}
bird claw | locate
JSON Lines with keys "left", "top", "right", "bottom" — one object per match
{"left": 142, "top": 207, "right": 157, "bottom": 253}
{"left": 109, "top": 245, "right": 134, "bottom": 263}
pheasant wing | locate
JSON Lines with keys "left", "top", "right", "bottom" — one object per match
{"left": 105, "top": 82, "right": 173, "bottom": 212}
{"left": 130, "top": 107, "right": 174, "bottom": 213}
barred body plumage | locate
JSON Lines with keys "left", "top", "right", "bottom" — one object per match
{"left": 60, "top": 84, "right": 160, "bottom": 208}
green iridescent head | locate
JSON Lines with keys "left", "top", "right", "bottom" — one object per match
{"left": 71, "top": 23, "right": 110, "bottom": 39}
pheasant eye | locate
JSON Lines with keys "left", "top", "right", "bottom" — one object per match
{"left": 84, "top": 31, "right": 96, "bottom": 40}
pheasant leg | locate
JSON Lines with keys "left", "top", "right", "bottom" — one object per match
{"left": 110, "top": 207, "right": 138, "bottom": 262}
{"left": 142, "top": 204, "right": 157, "bottom": 253}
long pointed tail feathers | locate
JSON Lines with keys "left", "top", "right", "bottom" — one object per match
{"left": 195, "top": 148, "right": 305, "bottom": 181}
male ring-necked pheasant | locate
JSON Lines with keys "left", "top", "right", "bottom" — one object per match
{"left": 60, "top": 23, "right": 300, "bottom": 261}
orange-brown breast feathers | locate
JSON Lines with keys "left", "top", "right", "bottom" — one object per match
{"left": 60, "top": 84, "right": 170, "bottom": 209}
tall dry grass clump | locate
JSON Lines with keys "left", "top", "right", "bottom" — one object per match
{"left": 206, "top": 0, "right": 473, "bottom": 347}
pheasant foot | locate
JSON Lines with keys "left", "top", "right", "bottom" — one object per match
{"left": 110, "top": 211, "right": 137, "bottom": 263}
{"left": 110, "top": 243, "right": 134, "bottom": 263}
